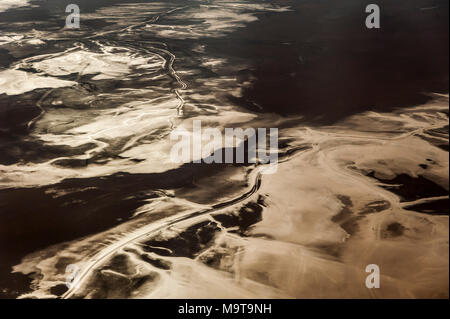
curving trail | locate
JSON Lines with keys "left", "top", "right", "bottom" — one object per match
{"left": 61, "top": 171, "right": 263, "bottom": 299}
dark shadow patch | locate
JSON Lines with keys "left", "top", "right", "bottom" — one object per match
{"left": 367, "top": 172, "right": 449, "bottom": 201}
{"left": 86, "top": 271, "right": 159, "bottom": 299}
{"left": 212, "top": 201, "right": 263, "bottom": 236}
{"left": 143, "top": 221, "right": 220, "bottom": 258}
{"left": 219, "top": 0, "right": 449, "bottom": 124}
{"left": 330, "top": 195, "right": 362, "bottom": 235}
{"left": 383, "top": 222, "right": 407, "bottom": 238}
{"left": 0, "top": 269, "right": 34, "bottom": 299}
{"left": 404, "top": 198, "right": 449, "bottom": 215}
{"left": 49, "top": 283, "right": 68, "bottom": 297}
{"left": 0, "top": 135, "right": 96, "bottom": 166}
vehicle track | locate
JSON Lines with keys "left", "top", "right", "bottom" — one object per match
{"left": 61, "top": 170, "right": 262, "bottom": 299}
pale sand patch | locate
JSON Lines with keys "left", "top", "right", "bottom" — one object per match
{"left": 0, "top": 69, "right": 76, "bottom": 95}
